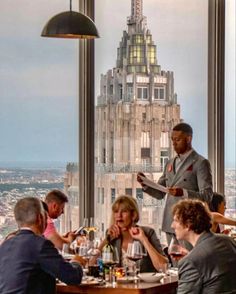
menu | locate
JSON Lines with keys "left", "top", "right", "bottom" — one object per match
{"left": 139, "top": 175, "right": 168, "bottom": 193}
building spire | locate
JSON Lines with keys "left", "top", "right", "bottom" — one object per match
{"left": 128, "top": 0, "right": 146, "bottom": 32}
{"left": 131, "top": 0, "right": 143, "bottom": 21}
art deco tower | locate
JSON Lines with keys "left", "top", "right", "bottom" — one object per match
{"left": 95, "top": 0, "right": 181, "bottom": 234}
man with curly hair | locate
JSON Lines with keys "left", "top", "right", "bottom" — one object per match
{"left": 171, "top": 199, "right": 236, "bottom": 294}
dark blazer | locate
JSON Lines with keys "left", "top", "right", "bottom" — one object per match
{"left": 0, "top": 229, "right": 83, "bottom": 294}
{"left": 145, "top": 150, "right": 213, "bottom": 233}
{"left": 178, "top": 232, "right": 236, "bottom": 294}
{"left": 110, "top": 226, "right": 165, "bottom": 272}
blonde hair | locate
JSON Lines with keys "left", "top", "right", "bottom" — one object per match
{"left": 110, "top": 195, "right": 140, "bottom": 225}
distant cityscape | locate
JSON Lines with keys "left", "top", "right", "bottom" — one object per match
{"left": 0, "top": 165, "right": 235, "bottom": 242}
{"left": 0, "top": 166, "right": 64, "bottom": 240}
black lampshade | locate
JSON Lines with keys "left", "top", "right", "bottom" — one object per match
{"left": 41, "top": 11, "right": 99, "bottom": 39}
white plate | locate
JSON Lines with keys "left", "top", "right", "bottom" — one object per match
{"left": 138, "top": 272, "right": 164, "bottom": 283}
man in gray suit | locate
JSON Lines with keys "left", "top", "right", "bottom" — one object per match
{"left": 137, "top": 123, "right": 213, "bottom": 245}
{"left": 172, "top": 199, "right": 236, "bottom": 294}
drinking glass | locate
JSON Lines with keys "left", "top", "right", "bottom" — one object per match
{"left": 78, "top": 240, "right": 91, "bottom": 278}
{"left": 126, "top": 241, "right": 144, "bottom": 282}
{"left": 83, "top": 217, "right": 98, "bottom": 236}
{"left": 168, "top": 236, "right": 187, "bottom": 260}
{"left": 89, "top": 217, "right": 94, "bottom": 228}
{"left": 61, "top": 243, "right": 70, "bottom": 260}
{"left": 102, "top": 246, "right": 119, "bottom": 284}
{"left": 83, "top": 218, "right": 89, "bottom": 233}
{"left": 87, "top": 239, "right": 101, "bottom": 265}
{"left": 102, "top": 246, "right": 119, "bottom": 267}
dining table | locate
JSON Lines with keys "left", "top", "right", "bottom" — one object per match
{"left": 56, "top": 275, "right": 178, "bottom": 294}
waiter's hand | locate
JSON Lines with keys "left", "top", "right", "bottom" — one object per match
{"left": 137, "top": 172, "right": 145, "bottom": 182}
{"left": 137, "top": 172, "right": 147, "bottom": 189}
{"left": 168, "top": 187, "right": 183, "bottom": 197}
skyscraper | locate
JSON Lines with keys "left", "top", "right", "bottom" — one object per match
{"left": 95, "top": 0, "right": 181, "bottom": 234}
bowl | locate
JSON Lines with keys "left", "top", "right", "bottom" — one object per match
{"left": 138, "top": 272, "right": 164, "bottom": 283}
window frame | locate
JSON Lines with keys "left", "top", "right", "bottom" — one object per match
{"left": 208, "top": 0, "right": 225, "bottom": 193}
{"left": 137, "top": 86, "right": 148, "bottom": 100}
{"left": 79, "top": 0, "right": 226, "bottom": 222}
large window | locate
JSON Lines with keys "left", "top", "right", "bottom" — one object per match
{"left": 0, "top": 1, "right": 78, "bottom": 240}
{"left": 95, "top": 0, "right": 208, "bottom": 235}
{"left": 225, "top": 0, "right": 236, "bottom": 217}
{"left": 129, "top": 45, "right": 145, "bottom": 64}
{"left": 1, "top": 1, "right": 230, "bottom": 243}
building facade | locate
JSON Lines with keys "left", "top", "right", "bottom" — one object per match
{"left": 95, "top": 0, "right": 181, "bottom": 236}
{"left": 63, "top": 0, "right": 181, "bottom": 239}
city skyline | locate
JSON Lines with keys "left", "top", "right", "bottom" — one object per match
{"left": 0, "top": 0, "right": 235, "bottom": 168}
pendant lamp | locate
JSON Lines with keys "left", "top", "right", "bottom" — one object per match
{"left": 41, "top": 0, "right": 99, "bottom": 39}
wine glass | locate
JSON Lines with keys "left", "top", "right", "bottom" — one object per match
{"left": 61, "top": 243, "right": 70, "bottom": 260}
{"left": 78, "top": 240, "right": 91, "bottom": 278}
{"left": 126, "top": 241, "right": 144, "bottom": 282}
{"left": 83, "top": 217, "right": 98, "bottom": 237}
{"left": 102, "top": 246, "right": 119, "bottom": 267}
{"left": 168, "top": 236, "right": 188, "bottom": 263}
{"left": 83, "top": 218, "right": 89, "bottom": 233}
{"left": 87, "top": 239, "right": 101, "bottom": 264}
{"left": 102, "top": 245, "right": 119, "bottom": 283}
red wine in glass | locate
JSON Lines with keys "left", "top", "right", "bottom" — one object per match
{"left": 127, "top": 255, "right": 143, "bottom": 262}
{"left": 170, "top": 252, "right": 184, "bottom": 258}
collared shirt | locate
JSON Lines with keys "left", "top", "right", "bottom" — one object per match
{"left": 174, "top": 149, "right": 193, "bottom": 173}
{"left": 20, "top": 227, "right": 34, "bottom": 231}
{"left": 43, "top": 216, "right": 56, "bottom": 238}
{"left": 174, "top": 149, "right": 194, "bottom": 198}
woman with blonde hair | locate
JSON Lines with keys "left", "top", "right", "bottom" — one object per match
{"left": 102, "top": 195, "right": 168, "bottom": 272}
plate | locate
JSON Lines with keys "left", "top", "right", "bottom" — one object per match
{"left": 81, "top": 279, "right": 100, "bottom": 286}
{"left": 117, "top": 277, "right": 135, "bottom": 284}
{"left": 138, "top": 272, "right": 164, "bottom": 283}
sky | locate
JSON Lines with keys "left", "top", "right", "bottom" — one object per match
{"left": 0, "top": 1, "right": 79, "bottom": 166}
{"left": 0, "top": 0, "right": 235, "bottom": 168}
{"left": 95, "top": 0, "right": 235, "bottom": 168}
